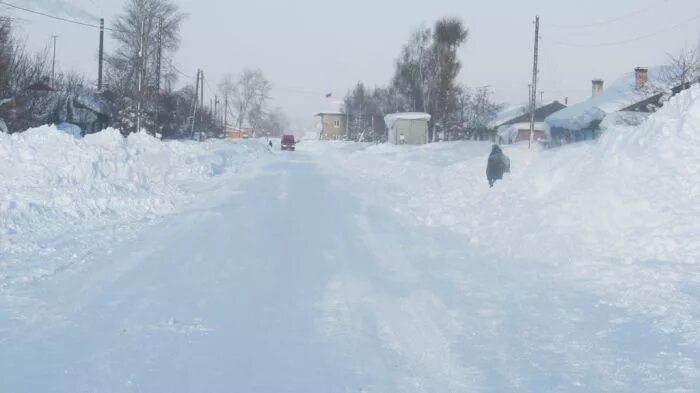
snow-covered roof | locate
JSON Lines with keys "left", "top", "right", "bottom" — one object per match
{"left": 384, "top": 112, "right": 431, "bottom": 129}
{"left": 499, "top": 101, "right": 567, "bottom": 127}
{"left": 489, "top": 104, "right": 525, "bottom": 128}
{"left": 546, "top": 66, "right": 672, "bottom": 131}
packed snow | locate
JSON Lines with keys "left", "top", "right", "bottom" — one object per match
{"left": 384, "top": 112, "right": 432, "bottom": 128}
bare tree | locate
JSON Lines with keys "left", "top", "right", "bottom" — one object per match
{"left": 392, "top": 26, "right": 433, "bottom": 114}
{"left": 106, "top": 0, "right": 186, "bottom": 132}
{"left": 219, "top": 68, "right": 271, "bottom": 130}
{"left": 430, "top": 17, "right": 468, "bottom": 142}
{"left": 258, "top": 106, "right": 289, "bottom": 137}
{"left": 391, "top": 17, "right": 469, "bottom": 142}
{"left": 663, "top": 47, "right": 700, "bottom": 89}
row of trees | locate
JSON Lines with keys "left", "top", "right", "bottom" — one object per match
{"left": 0, "top": 0, "right": 288, "bottom": 138}
{"left": 343, "top": 17, "right": 501, "bottom": 143}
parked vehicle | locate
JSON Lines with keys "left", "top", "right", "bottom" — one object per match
{"left": 281, "top": 134, "right": 296, "bottom": 151}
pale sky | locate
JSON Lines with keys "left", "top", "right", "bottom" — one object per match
{"left": 10, "top": 0, "right": 700, "bottom": 128}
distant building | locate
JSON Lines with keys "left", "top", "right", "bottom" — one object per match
{"left": 496, "top": 101, "right": 567, "bottom": 144}
{"left": 225, "top": 126, "right": 255, "bottom": 139}
{"left": 545, "top": 66, "right": 676, "bottom": 145}
{"left": 384, "top": 112, "right": 431, "bottom": 145}
{"left": 316, "top": 112, "right": 347, "bottom": 140}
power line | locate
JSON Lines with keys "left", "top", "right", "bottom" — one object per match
{"left": 168, "top": 60, "right": 195, "bottom": 80}
{"left": 551, "top": 0, "right": 675, "bottom": 29}
{"left": 556, "top": 13, "right": 700, "bottom": 48}
{"left": 0, "top": 0, "right": 126, "bottom": 33}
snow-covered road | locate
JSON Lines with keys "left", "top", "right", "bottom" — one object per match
{"left": 1, "top": 148, "right": 698, "bottom": 392}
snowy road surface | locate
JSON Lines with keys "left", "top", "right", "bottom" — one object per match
{"left": 1, "top": 148, "right": 698, "bottom": 392}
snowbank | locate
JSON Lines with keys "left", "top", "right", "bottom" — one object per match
{"left": 0, "top": 126, "right": 269, "bottom": 260}
{"left": 305, "top": 85, "right": 700, "bottom": 346}
{"left": 309, "top": 84, "right": 700, "bottom": 263}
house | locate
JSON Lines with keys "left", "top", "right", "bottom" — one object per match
{"left": 496, "top": 101, "right": 567, "bottom": 144}
{"left": 52, "top": 87, "right": 114, "bottom": 135}
{"left": 545, "top": 67, "right": 672, "bottom": 145}
{"left": 384, "top": 112, "right": 431, "bottom": 145}
{"left": 315, "top": 112, "right": 347, "bottom": 140}
{"left": 225, "top": 125, "right": 255, "bottom": 139}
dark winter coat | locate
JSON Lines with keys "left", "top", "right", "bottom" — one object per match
{"left": 486, "top": 145, "right": 510, "bottom": 187}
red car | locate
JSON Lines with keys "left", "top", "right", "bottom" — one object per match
{"left": 281, "top": 134, "right": 296, "bottom": 151}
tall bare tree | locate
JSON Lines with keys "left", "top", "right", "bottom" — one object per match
{"left": 392, "top": 17, "right": 469, "bottom": 142}
{"left": 219, "top": 68, "right": 271, "bottom": 130}
{"left": 430, "top": 17, "right": 468, "bottom": 142}
{"left": 106, "top": 0, "right": 186, "bottom": 132}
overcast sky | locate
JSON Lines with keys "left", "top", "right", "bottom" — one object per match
{"left": 10, "top": 0, "right": 700, "bottom": 128}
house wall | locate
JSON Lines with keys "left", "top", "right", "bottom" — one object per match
{"left": 388, "top": 119, "right": 428, "bottom": 145}
{"left": 516, "top": 129, "right": 547, "bottom": 143}
{"left": 498, "top": 122, "right": 549, "bottom": 144}
{"left": 320, "top": 114, "right": 347, "bottom": 140}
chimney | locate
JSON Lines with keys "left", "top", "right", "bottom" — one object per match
{"left": 635, "top": 67, "right": 649, "bottom": 90}
{"left": 592, "top": 79, "right": 604, "bottom": 97}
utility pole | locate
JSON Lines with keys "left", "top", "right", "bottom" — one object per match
{"left": 224, "top": 94, "right": 228, "bottom": 128}
{"left": 51, "top": 35, "right": 58, "bottom": 88}
{"left": 98, "top": 19, "right": 104, "bottom": 90}
{"left": 528, "top": 15, "right": 540, "bottom": 150}
{"left": 539, "top": 91, "right": 544, "bottom": 106}
{"left": 136, "top": 19, "right": 145, "bottom": 133}
{"left": 156, "top": 18, "right": 162, "bottom": 91}
{"left": 191, "top": 69, "right": 201, "bottom": 139}
{"left": 200, "top": 70, "right": 204, "bottom": 109}
{"left": 154, "top": 17, "right": 163, "bottom": 136}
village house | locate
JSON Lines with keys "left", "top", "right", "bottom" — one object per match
{"left": 53, "top": 88, "right": 115, "bottom": 135}
{"left": 545, "top": 67, "right": 672, "bottom": 145}
{"left": 496, "top": 101, "right": 567, "bottom": 144}
{"left": 384, "top": 112, "right": 431, "bottom": 145}
{"left": 316, "top": 112, "right": 347, "bottom": 140}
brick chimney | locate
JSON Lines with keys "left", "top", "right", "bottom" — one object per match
{"left": 635, "top": 67, "right": 649, "bottom": 90}
{"left": 592, "top": 79, "right": 604, "bottom": 97}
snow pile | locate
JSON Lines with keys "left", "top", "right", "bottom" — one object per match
{"left": 310, "top": 84, "right": 700, "bottom": 263}
{"left": 305, "top": 85, "right": 700, "bottom": 346}
{"left": 0, "top": 126, "right": 269, "bottom": 259}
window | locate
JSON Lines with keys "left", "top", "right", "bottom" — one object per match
{"left": 334, "top": 119, "right": 341, "bottom": 128}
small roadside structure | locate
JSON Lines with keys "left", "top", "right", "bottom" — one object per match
{"left": 384, "top": 112, "right": 431, "bottom": 145}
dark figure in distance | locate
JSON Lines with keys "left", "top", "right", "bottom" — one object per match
{"left": 269, "top": 140, "right": 273, "bottom": 148}
{"left": 486, "top": 144, "right": 510, "bottom": 188}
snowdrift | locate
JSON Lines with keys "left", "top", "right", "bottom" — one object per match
{"left": 308, "top": 85, "right": 700, "bottom": 264}
{"left": 305, "top": 86, "right": 700, "bottom": 346}
{"left": 0, "top": 127, "right": 269, "bottom": 258}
